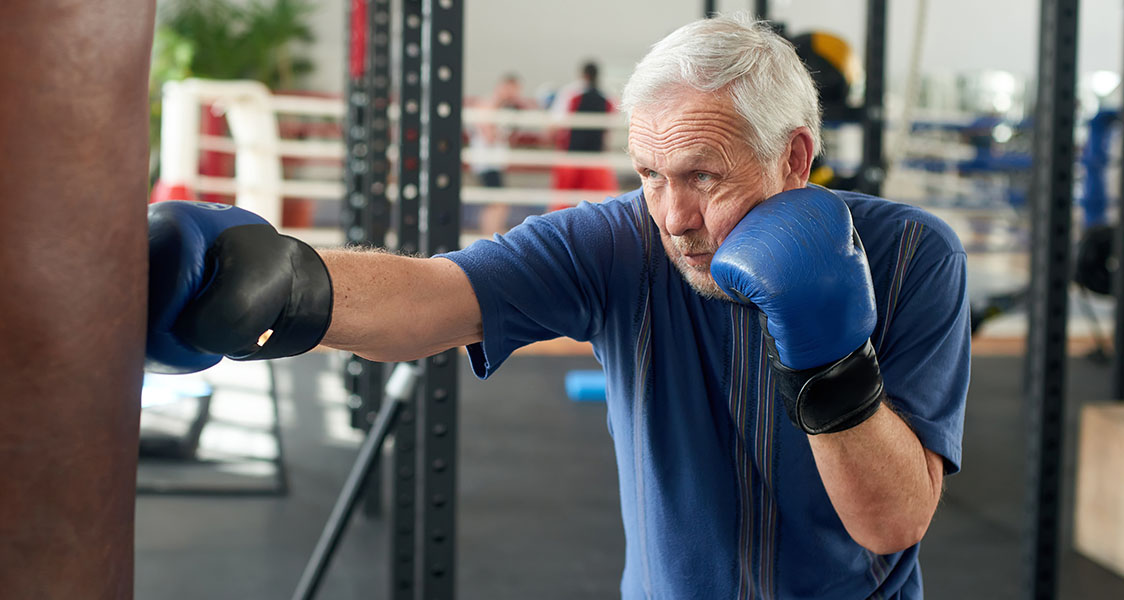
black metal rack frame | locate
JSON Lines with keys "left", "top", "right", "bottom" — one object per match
{"left": 340, "top": 0, "right": 461, "bottom": 598}
{"left": 1025, "top": 1, "right": 1080, "bottom": 599}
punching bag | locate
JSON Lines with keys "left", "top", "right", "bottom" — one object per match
{"left": 0, "top": 2, "right": 154, "bottom": 597}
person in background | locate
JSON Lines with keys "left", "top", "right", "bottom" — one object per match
{"left": 548, "top": 61, "right": 618, "bottom": 209}
{"left": 467, "top": 73, "right": 526, "bottom": 235}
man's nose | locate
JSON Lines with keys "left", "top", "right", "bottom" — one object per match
{"left": 663, "top": 186, "right": 703, "bottom": 237}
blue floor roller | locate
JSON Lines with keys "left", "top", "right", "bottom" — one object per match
{"left": 565, "top": 370, "right": 607, "bottom": 402}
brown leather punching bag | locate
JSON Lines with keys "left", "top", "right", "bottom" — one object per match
{"left": 0, "top": 2, "right": 154, "bottom": 598}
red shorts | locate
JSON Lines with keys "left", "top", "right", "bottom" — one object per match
{"left": 549, "top": 166, "right": 617, "bottom": 211}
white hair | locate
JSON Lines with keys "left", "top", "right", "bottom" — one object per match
{"left": 621, "top": 12, "right": 822, "bottom": 162}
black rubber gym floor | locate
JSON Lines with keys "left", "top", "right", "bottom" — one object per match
{"left": 135, "top": 352, "right": 1124, "bottom": 599}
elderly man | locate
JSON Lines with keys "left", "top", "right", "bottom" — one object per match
{"left": 149, "top": 13, "right": 969, "bottom": 599}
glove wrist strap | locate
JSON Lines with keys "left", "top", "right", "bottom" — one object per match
{"left": 771, "top": 339, "right": 884, "bottom": 435}
{"left": 231, "top": 235, "right": 334, "bottom": 361}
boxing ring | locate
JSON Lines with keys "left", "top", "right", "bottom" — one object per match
{"left": 153, "top": 78, "right": 633, "bottom": 248}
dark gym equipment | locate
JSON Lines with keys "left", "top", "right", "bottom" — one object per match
{"left": 1075, "top": 225, "right": 1114, "bottom": 296}
{"left": 293, "top": 363, "right": 418, "bottom": 600}
{"left": 774, "top": 2, "right": 886, "bottom": 193}
{"left": 1114, "top": 47, "right": 1124, "bottom": 401}
{"left": 313, "top": 0, "right": 463, "bottom": 598}
{"left": 341, "top": 0, "right": 393, "bottom": 517}
{"left": 139, "top": 377, "right": 213, "bottom": 461}
{"left": 137, "top": 366, "right": 290, "bottom": 496}
{"left": 1024, "top": 1, "right": 1079, "bottom": 598}
{"left": 791, "top": 32, "right": 856, "bottom": 108}
{"left": 858, "top": 0, "right": 887, "bottom": 197}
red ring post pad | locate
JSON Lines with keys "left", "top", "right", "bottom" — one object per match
{"left": 145, "top": 201, "right": 268, "bottom": 374}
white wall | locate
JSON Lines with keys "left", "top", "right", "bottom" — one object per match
{"left": 296, "top": 0, "right": 700, "bottom": 98}
{"left": 462, "top": 0, "right": 698, "bottom": 99}
{"left": 275, "top": 0, "right": 1124, "bottom": 106}
{"left": 302, "top": 0, "right": 347, "bottom": 94}
{"left": 771, "top": 0, "right": 1122, "bottom": 91}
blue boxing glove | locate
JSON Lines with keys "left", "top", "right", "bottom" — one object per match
{"left": 711, "top": 186, "right": 883, "bottom": 434}
{"left": 146, "top": 201, "right": 333, "bottom": 374}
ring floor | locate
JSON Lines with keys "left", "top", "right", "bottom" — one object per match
{"left": 136, "top": 352, "right": 1124, "bottom": 599}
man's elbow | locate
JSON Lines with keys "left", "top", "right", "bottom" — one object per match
{"left": 853, "top": 518, "right": 931, "bottom": 556}
{"left": 854, "top": 452, "right": 945, "bottom": 555}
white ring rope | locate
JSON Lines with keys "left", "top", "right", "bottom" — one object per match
{"left": 462, "top": 107, "right": 626, "bottom": 130}
{"left": 197, "top": 174, "right": 620, "bottom": 207}
{"left": 197, "top": 133, "right": 633, "bottom": 170}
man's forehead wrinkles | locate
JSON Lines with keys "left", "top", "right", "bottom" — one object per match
{"left": 628, "top": 144, "right": 729, "bottom": 173}
{"left": 631, "top": 117, "right": 740, "bottom": 138}
{"left": 629, "top": 123, "right": 735, "bottom": 143}
{"left": 629, "top": 130, "right": 734, "bottom": 158}
{"left": 628, "top": 104, "right": 745, "bottom": 168}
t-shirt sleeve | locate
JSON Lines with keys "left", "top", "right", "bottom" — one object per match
{"left": 876, "top": 240, "right": 971, "bottom": 475}
{"left": 437, "top": 202, "right": 621, "bottom": 379}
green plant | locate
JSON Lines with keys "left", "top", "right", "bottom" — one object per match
{"left": 155, "top": 0, "right": 316, "bottom": 89}
{"left": 149, "top": 0, "right": 318, "bottom": 167}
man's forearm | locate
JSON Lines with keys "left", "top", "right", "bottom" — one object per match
{"left": 807, "top": 402, "right": 944, "bottom": 555}
{"left": 319, "top": 249, "right": 483, "bottom": 361}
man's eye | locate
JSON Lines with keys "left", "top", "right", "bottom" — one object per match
{"left": 646, "top": 170, "right": 663, "bottom": 180}
{"left": 695, "top": 172, "right": 713, "bottom": 182}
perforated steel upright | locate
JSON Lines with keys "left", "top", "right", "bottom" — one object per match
{"left": 1115, "top": 7, "right": 1124, "bottom": 401}
{"left": 397, "top": 0, "right": 424, "bottom": 257}
{"left": 391, "top": 2, "right": 425, "bottom": 598}
{"left": 1024, "top": 1, "right": 1079, "bottom": 598}
{"left": 335, "top": 1, "right": 460, "bottom": 598}
{"left": 416, "top": 0, "right": 463, "bottom": 597}
{"left": 858, "top": 0, "right": 886, "bottom": 196}
{"left": 342, "top": 0, "right": 393, "bottom": 514}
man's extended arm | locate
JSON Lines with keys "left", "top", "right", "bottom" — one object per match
{"left": 319, "top": 249, "right": 483, "bottom": 361}
{"left": 145, "top": 202, "right": 483, "bottom": 374}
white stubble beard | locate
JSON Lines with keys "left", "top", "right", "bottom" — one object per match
{"left": 663, "top": 234, "right": 732, "bottom": 302}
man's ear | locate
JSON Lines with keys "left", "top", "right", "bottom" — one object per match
{"left": 780, "top": 127, "right": 815, "bottom": 191}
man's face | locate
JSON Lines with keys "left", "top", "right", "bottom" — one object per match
{"left": 628, "top": 89, "right": 784, "bottom": 299}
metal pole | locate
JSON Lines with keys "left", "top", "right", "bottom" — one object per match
{"left": 342, "top": 0, "right": 392, "bottom": 516}
{"left": 859, "top": 0, "right": 887, "bottom": 196}
{"left": 292, "top": 364, "right": 419, "bottom": 600}
{"left": 1113, "top": 6, "right": 1124, "bottom": 399}
{"left": 417, "top": 0, "right": 463, "bottom": 596}
{"left": 754, "top": 0, "right": 770, "bottom": 19}
{"left": 397, "top": 0, "right": 424, "bottom": 257}
{"left": 341, "top": 0, "right": 391, "bottom": 254}
{"left": 392, "top": 3, "right": 425, "bottom": 598}
{"left": 1024, "top": 0, "right": 1079, "bottom": 598}
{"left": 292, "top": 397, "right": 404, "bottom": 600}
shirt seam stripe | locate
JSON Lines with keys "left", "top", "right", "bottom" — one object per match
{"left": 730, "top": 304, "right": 755, "bottom": 600}
{"left": 629, "top": 194, "right": 654, "bottom": 598}
{"left": 876, "top": 221, "right": 925, "bottom": 353}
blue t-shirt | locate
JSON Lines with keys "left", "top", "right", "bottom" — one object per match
{"left": 440, "top": 188, "right": 970, "bottom": 599}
